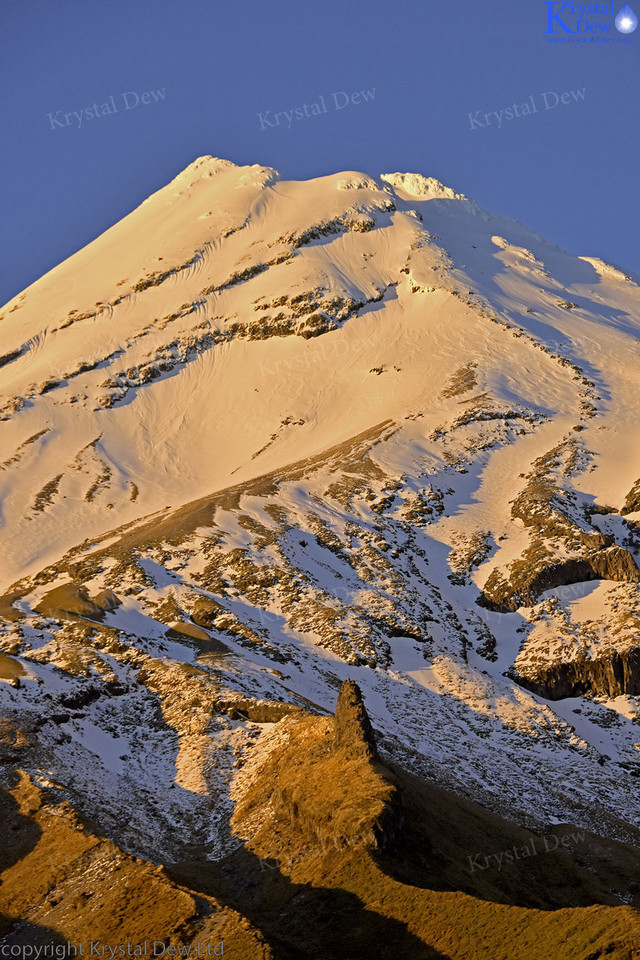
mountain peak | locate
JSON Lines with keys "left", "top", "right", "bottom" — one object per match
{"left": 1, "top": 158, "right": 640, "bottom": 888}
{"left": 2, "top": 153, "right": 640, "bottom": 955}
{"left": 381, "top": 170, "right": 474, "bottom": 204}
{"left": 170, "top": 154, "right": 238, "bottom": 185}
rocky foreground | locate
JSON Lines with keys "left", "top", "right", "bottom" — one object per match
{"left": 2, "top": 682, "right": 640, "bottom": 959}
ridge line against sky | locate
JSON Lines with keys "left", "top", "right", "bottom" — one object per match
{"left": 1, "top": 0, "right": 639, "bottom": 306}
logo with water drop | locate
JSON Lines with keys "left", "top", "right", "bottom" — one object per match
{"left": 615, "top": 2, "right": 638, "bottom": 31}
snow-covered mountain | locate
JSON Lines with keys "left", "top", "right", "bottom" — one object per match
{"left": 1, "top": 157, "right": 640, "bottom": 953}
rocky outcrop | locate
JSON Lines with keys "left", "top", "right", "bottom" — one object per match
{"left": 233, "top": 683, "right": 402, "bottom": 855}
{"left": 481, "top": 440, "right": 640, "bottom": 612}
{"left": 34, "top": 582, "right": 121, "bottom": 622}
{"left": 588, "top": 546, "right": 640, "bottom": 581}
{"left": 481, "top": 547, "right": 640, "bottom": 613}
{"left": 512, "top": 647, "right": 640, "bottom": 700}
{"left": 333, "top": 679, "right": 378, "bottom": 759}
{"left": 622, "top": 478, "right": 640, "bottom": 515}
{"left": 165, "top": 620, "right": 231, "bottom": 656}
{"left": 219, "top": 697, "right": 304, "bottom": 723}
{"left": 190, "top": 596, "right": 226, "bottom": 628}
{"left": 92, "top": 588, "right": 121, "bottom": 612}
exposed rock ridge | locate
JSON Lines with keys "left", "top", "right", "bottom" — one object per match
{"left": 232, "top": 683, "right": 402, "bottom": 856}
{"left": 512, "top": 647, "right": 640, "bottom": 701}
{"left": 333, "top": 679, "right": 378, "bottom": 759}
{"left": 480, "top": 442, "right": 640, "bottom": 612}
{"left": 622, "top": 477, "right": 640, "bottom": 515}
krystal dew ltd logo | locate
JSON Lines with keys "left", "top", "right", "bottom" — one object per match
{"left": 545, "top": 2, "right": 638, "bottom": 34}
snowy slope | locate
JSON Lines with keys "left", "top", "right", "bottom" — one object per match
{"left": 1, "top": 157, "right": 640, "bottom": 859}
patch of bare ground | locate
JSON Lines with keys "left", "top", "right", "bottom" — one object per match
{"left": 442, "top": 362, "right": 477, "bottom": 398}
{"left": 33, "top": 582, "right": 120, "bottom": 622}
{"left": 33, "top": 474, "right": 63, "bottom": 513}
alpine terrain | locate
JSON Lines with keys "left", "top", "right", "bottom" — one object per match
{"left": 1, "top": 157, "right": 639, "bottom": 959}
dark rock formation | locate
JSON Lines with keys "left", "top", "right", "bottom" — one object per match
{"left": 512, "top": 646, "right": 640, "bottom": 700}
{"left": 333, "top": 679, "right": 378, "bottom": 759}
{"left": 59, "top": 685, "right": 103, "bottom": 710}
{"left": 481, "top": 546, "right": 640, "bottom": 613}
{"left": 220, "top": 697, "right": 304, "bottom": 723}
{"left": 622, "top": 478, "right": 640, "bottom": 515}
{"left": 92, "top": 589, "right": 121, "bottom": 612}
{"left": 190, "top": 596, "right": 226, "bottom": 628}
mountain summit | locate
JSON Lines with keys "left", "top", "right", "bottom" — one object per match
{"left": 1, "top": 158, "right": 640, "bottom": 956}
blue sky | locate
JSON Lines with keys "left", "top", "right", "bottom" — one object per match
{"left": 1, "top": 0, "right": 638, "bottom": 305}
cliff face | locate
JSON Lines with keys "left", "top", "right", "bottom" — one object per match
{"left": 482, "top": 546, "right": 640, "bottom": 613}
{"left": 480, "top": 441, "right": 640, "bottom": 612}
{"left": 512, "top": 647, "right": 640, "bottom": 700}
{"left": 480, "top": 452, "right": 640, "bottom": 699}
{"left": 510, "top": 582, "right": 640, "bottom": 701}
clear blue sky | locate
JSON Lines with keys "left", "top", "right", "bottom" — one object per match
{"left": 1, "top": 0, "right": 638, "bottom": 305}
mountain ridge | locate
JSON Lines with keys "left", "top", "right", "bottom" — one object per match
{"left": 1, "top": 156, "right": 640, "bottom": 955}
